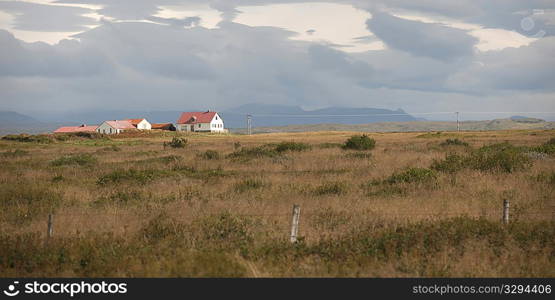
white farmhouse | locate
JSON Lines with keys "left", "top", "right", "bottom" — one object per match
{"left": 96, "top": 120, "right": 136, "bottom": 134}
{"left": 176, "top": 111, "right": 225, "bottom": 132}
{"left": 127, "top": 118, "right": 152, "bottom": 130}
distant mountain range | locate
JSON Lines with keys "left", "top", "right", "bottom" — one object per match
{"left": 1, "top": 104, "right": 552, "bottom": 135}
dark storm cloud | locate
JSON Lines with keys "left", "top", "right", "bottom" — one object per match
{"left": 0, "top": 1, "right": 96, "bottom": 32}
{"left": 366, "top": 11, "right": 478, "bottom": 61}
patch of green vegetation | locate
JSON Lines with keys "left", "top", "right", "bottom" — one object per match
{"left": 97, "top": 169, "right": 168, "bottom": 185}
{"left": 51, "top": 175, "right": 65, "bottom": 183}
{"left": 345, "top": 152, "right": 372, "bottom": 159}
{"left": 431, "top": 154, "right": 467, "bottom": 173}
{"left": 199, "top": 150, "right": 221, "bottom": 160}
{"left": 383, "top": 168, "right": 438, "bottom": 185}
{"left": 274, "top": 141, "right": 311, "bottom": 153}
{"left": 318, "top": 142, "right": 342, "bottom": 149}
{"left": 234, "top": 178, "right": 265, "bottom": 193}
{"left": 50, "top": 154, "right": 97, "bottom": 167}
{"left": 432, "top": 143, "right": 532, "bottom": 173}
{"left": 2, "top": 134, "right": 53, "bottom": 144}
{"left": 532, "top": 137, "right": 555, "bottom": 155}
{"left": 313, "top": 182, "right": 348, "bottom": 196}
{"left": 342, "top": 135, "right": 376, "bottom": 151}
{"left": 440, "top": 138, "right": 469, "bottom": 147}
{"left": 227, "top": 145, "right": 279, "bottom": 160}
{"left": 167, "top": 137, "right": 188, "bottom": 148}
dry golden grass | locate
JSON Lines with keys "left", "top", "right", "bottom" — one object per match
{"left": 0, "top": 129, "right": 553, "bottom": 277}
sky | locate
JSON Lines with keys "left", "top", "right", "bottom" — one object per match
{"left": 0, "top": 0, "right": 554, "bottom": 120}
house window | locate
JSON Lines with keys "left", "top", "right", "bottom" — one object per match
{"left": 198, "top": 124, "right": 201, "bottom": 128}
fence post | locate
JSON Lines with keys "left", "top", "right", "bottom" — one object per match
{"left": 47, "top": 214, "right": 53, "bottom": 239}
{"left": 503, "top": 200, "right": 510, "bottom": 224}
{"left": 290, "top": 204, "right": 301, "bottom": 243}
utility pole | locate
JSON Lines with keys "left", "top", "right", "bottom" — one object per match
{"left": 246, "top": 114, "right": 252, "bottom": 135}
{"left": 456, "top": 112, "right": 460, "bottom": 132}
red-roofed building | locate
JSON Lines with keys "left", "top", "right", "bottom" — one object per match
{"left": 53, "top": 124, "right": 98, "bottom": 133}
{"left": 96, "top": 120, "right": 136, "bottom": 134}
{"left": 126, "top": 118, "right": 152, "bottom": 130}
{"left": 151, "top": 123, "right": 176, "bottom": 131}
{"left": 176, "top": 110, "right": 225, "bottom": 132}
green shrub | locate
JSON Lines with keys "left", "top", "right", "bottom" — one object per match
{"left": 342, "top": 135, "right": 376, "bottom": 151}
{"left": 50, "top": 154, "right": 97, "bottom": 167}
{"left": 97, "top": 169, "right": 167, "bottom": 185}
{"left": 431, "top": 154, "right": 467, "bottom": 173}
{"left": 533, "top": 137, "right": 555, "bottom": 155}
{"left": 199, "top": 150, "right": 221, "bottom": 160}
{"left": 2, "top": 134, "right": 53, "bottom": 144}
{"left": 313, "top": 182, "right": 348, "bottom": 196}
{"left": 274, "top": 141, "right": 311, "bottom": 153}
{"left": 384, "top": 168, "right": 437, "bottom": 184}
{"left": 468, "top": 143, "right": 531, "bottom": 173}
{"left": 432, "top": 143, "right": 532, "bottom": 173}
{"left": 440, "top": 138, "right": 469, "bottom": 147}
{"left": 167, "top": 137, "right": 188, "bottom": 148}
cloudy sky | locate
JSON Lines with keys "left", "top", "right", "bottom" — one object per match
{"left": 0, "top": 0, "right": 554, "bottom": 120}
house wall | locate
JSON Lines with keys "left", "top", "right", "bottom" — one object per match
{"left": 96, "top": 122, "right": 121, "bottom": 134}
{"left": 137, "top": 120, "right": 152, "bottom": 130}
{"left": 176, "top": 113, "right": 225, "bottom": 132}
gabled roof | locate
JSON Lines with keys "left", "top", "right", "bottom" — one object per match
{"left": 151, "top": 123, "right": 175, "bottom": 129}
{"left": 54, "top": 125, "right": 98, "bottom": 133}
{"left": 177, "top": 111, "right": 217, "bottom": 124}
{"left": 103, "top": 120, "right": 135, "bottom": 130}
{"left": 126, "top": 118, "right": 147, "bottom": 126}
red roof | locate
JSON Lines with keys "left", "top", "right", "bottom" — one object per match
{"left": 54, "top": 125, "right": 98, "bottom": 133}
{"left": 177, "top": 111, "right": 217, "bottom": 124}
{"left": 126, "top": 118, "right": 146, "bottom": 126}
{"left": 151, "top": 123, "right": 175, "bottom": 130}
{"left": 104, "top": 120, "right": 135, "bottom": 130}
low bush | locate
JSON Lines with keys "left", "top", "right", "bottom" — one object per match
{"left": 50, "top": 154, "right": 97, "bottom": 167}
{"left": 2, "top": 134, "right": 53, "bottom": 144}
{"left": 97, "top": 169, "right": 167, "bottom": 185}
{"left": 345, "top": 152, "right": 372, "bottom": 159}
{"left": 533, "top": 137, "right": 555, "bottom": 155}
{"left": 313, "top": 182, "right": 348, "bottom": 196}
{"left": 440, "top": 138, "right": 469, "bottom": 147}
{"left": 167, "top": 137, "right": 188, "bottom": 148}
{"left": 383, "top": 168, "right": 437, "bottom": 185}
{"left": 193, "top": 212, "right": 254, "bottom": 251}
{"left": 468, "top": 143, "right": 531, "bottom": 173}
{"left": 274, "top": 141, "right": 311, "bottom": 153}
{"left": 199, "top": 150, "right": 221, "bottom": 160}
{"left": 432, "top": 143, "right": 532, "bottom": 173}
{"left": 342, "top": 135, "right": 376, "bottom": 151}
{"left": 431, "top": 154, "right": 467, "bottom": 173}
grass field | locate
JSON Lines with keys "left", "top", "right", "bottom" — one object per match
{"left": 0, "top": 130, "right": 554, "bottom": 277}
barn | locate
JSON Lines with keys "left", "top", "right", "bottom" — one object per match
{"left": 176, "top": 111, "right": 225, "bottom": 133}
